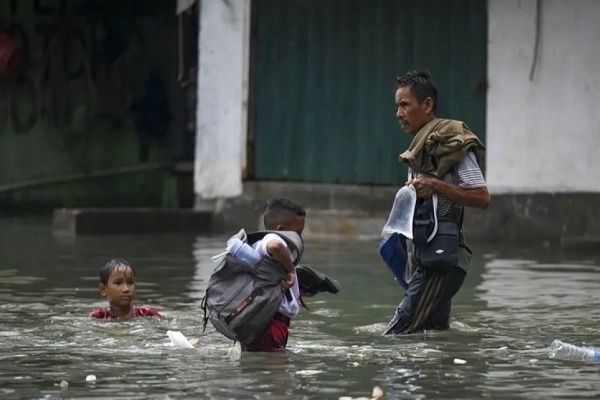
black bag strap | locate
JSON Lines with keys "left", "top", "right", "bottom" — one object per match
{"left": 412, "top": 197, "right": 435, "bottom": 246}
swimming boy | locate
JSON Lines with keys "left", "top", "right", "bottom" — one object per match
{"left": 89, "top": 258, "right": 162, "bottom": 320}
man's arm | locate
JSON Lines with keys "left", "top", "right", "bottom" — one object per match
{"left": 410, "top": 151, "right": 490, "bottom": 209}
{"left": 412, "top": 178, "right": 490, "bottom": 209}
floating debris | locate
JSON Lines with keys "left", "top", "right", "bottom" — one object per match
{"left": 228, "top": 344, "right": 241, "bottom": 361}
{"left": 372, "top": 386, "right": 384, "bottom": 399}
{"left": 59, "top": 380, "right": 68, "bottom": 389}
{"left": 166, "top": 330, "right": 195, "bottom": 349}
{"left": 85, "top": 375, "right": 96, "bottom": 382}
{"left": 339, "top": 385, "right": 384, "bottom": 400}
{"left": 296, "top": 369, "right": 323, "bottom": 376}
{"left": 453, "top": 358, "right": 467, "bottom": 365}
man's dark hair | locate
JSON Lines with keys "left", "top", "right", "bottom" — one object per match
{"left": 99, "top": 258, "right": 134, "bottom": 285}
{"left": 263, "top": 197, "right": 306, "bottom": 229}
{"left": 396, "top": 69, "right": 438, "bottom": 113}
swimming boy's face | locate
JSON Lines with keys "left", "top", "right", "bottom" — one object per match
{"left": 99, "top": 265, "right": 136, "bottom": 308}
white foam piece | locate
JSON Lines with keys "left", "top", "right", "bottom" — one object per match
{"left": 166, "top": 330, "right": 195, "bottom": 349}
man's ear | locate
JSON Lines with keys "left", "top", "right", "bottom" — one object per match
{"left": 423, "top": 97, "right": 434, "bottom": 114}
{"left": 98, "top": 283, "right": 107, "bottom": 297}
{"left": 276, "top": 224, "right": 284, "bottom": 231}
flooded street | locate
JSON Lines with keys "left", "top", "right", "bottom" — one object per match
{"left": 0, "top": 217, "right": 599, "bottom": 399}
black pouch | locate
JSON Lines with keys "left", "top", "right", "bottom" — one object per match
{"left": 414, "top": 217, "right": 460, "bottom": 269}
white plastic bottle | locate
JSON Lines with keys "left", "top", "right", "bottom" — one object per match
{"left": 549, "top": 340, "right": 600, "bottom": 362}
{"left": 227, "top": 238, "right": 261, "bottom": 265}
{"left": 211, "top": 237, "right": 261, "bottom": 265}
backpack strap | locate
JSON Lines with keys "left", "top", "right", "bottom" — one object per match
{"left": 246, "top": 230, "right": 304, "bottom": 265}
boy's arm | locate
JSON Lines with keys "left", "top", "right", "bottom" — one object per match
{"left": 265, "top": 239, "right": 296, "bottom": 289}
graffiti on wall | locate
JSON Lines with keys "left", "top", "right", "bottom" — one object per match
{"left": 0, "top": 0, "right": 172, "bottom": 162}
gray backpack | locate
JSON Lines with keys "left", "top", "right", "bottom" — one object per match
{"left": 201, "top": 230, "right": 304, "bottom": 346}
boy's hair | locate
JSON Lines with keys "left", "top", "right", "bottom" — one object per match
{"left": 99, "top": 258, "right": 134, "bottom": 285}
{"left": 263, "top": 197, "right": 306, "bottom": 229}
{"left": 396, "top": 69, "right": 438, "bottom": 113}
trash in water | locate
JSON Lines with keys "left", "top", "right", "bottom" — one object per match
{"left": 85, "top": 374, "right": 96, "bottom": 382}
{"left": 372, "top": 386, "right": 384, "bottom": 398}
{"left": 296, "top": 369, "right": 323, "bottom": 376}
{"left": 549, "top": 339, "right": 600, "bottom": 362}
{"left": 59, "top": 380, "right": 68, "bottom": 388}
{"left": 453, "top": 358, "right": 467, "bottom": 364}
{"left": 166, "top": 330, "right": 195, "bottom": 349}
{"left": 339, "top": 385, "right": 384, "bottom": 400}
{"left": 228, "top": 344, "right": 241, "bottom": 360}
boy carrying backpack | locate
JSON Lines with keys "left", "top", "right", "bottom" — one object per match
{"left": 202, "top": 197, "right": 339, "bottom": 352}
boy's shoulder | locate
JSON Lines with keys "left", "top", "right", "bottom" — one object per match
{"left": 260, "top": 233, "right": 289, "bottom": 245}
{"left": 89, "top": 305, "right": 162, "bottom": 319}
{"left": 133, "top": 305, "right": 162, "bottom": 317}
{"left": 89, "top": 308, "right": 110, "bottom": 319}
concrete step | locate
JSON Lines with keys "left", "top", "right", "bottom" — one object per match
{"left": 53, "top": 208, "right": 212, "bottom": 236}
{"left": 302, "top": 210, "right": 387, "bottom": 240}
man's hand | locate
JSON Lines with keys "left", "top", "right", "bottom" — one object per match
{"left": 408, "top": 175, "right": 438, "bottom": 199}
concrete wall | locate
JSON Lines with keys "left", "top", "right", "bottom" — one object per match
{"left": 194, "top": 0, "right": 250, "bottom": 200}
{"left": 196, "top": 0, "right": 600, "bottom": 247}
{"left": 487, "top": 0, "right": 600, "bottom": 193}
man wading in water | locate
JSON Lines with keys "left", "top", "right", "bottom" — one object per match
{"left": 384, "top": 70, "right": 490, "bottom": 335}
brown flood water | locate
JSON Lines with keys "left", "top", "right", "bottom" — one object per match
{"left": 0, "top": 217, "right": 599, "bottom": 399}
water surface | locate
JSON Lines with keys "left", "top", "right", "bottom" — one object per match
{"left": 0, "top": 217, "right": 598, "bottom": 399}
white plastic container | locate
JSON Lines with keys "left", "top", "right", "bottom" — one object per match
{"left": 549, "top": 339, "right": 600, "bottom": 362}
{"left": 228, "top": 238, "right": 261, "bottom": 265}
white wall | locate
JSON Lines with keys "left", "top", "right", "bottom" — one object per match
{"left": 194, "top": 0, "right": 250, "bottom": 200}
{"left": 487, "top": 0, "right": 600, "bottom": 193}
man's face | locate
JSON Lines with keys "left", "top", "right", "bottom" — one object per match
{"left": 395, "top": 86, "right": 433, "bottom": 134}
{"left": 99, "top": 265, "right": 136, "bottom": 308}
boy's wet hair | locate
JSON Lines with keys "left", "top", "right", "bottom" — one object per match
{"left": 99, "top": 258, "right": 135, "bottom": 285}
{"left": 263, "top": 197, "right": 306, "bottom": 230}
{"left": 396, "top": 69, "right": 438, "bottom": 114}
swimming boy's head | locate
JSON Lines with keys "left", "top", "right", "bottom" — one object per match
{"left": 263, "top": 197, "right": 306, "bottom": 236}
{"left": 98, "top": 258, "right": 136, "bottom": 309}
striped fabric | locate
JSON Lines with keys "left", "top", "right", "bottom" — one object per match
{"left": 412, "top": 151, "right": 486, "bottom": 217}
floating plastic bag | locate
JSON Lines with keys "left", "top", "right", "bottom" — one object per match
{"left": 167, "top": 330, "right": 195, "bottom": 349}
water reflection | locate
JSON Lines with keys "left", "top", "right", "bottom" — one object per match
{"left": 0, "top": 218, "right": 599, "bottom": 399}
{"left": 188, "top": 237, "right": 224, "bottom": 303}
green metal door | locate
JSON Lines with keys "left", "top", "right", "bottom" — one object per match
{"left": 250, "top": 0, "right": 487, "bottom": 185}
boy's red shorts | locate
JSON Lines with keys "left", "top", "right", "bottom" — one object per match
{"left": 242, "top": 313, "right": 290, "bottom": 352}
